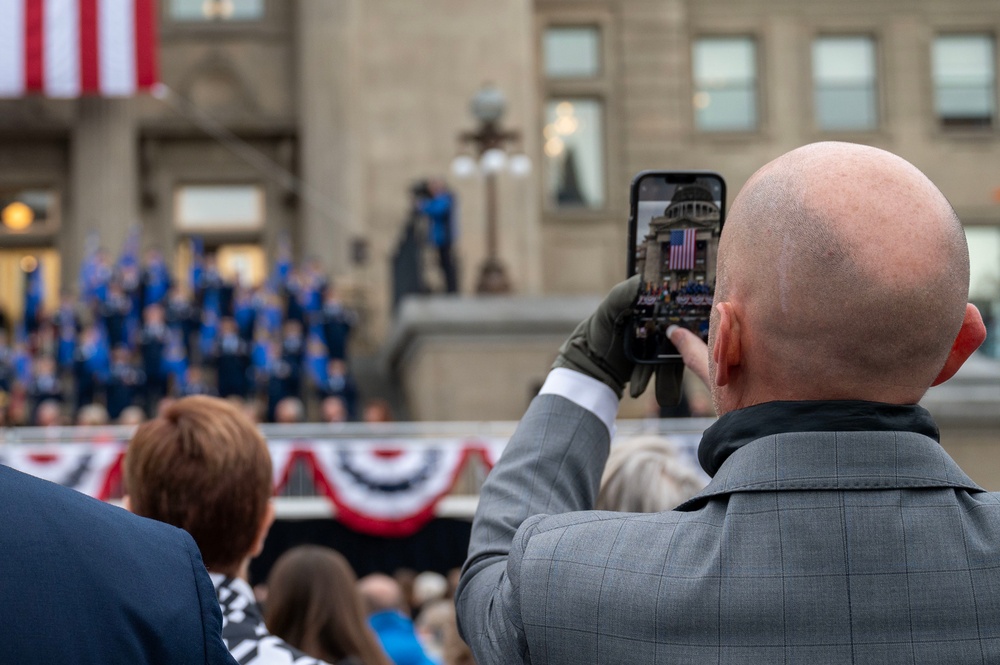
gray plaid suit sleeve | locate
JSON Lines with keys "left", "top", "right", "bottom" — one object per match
{"left": 458, "top": 398, "right": 1000, "bottom": 663}
{"left": 456, "top": 393, "right": 610, "bottom": 665}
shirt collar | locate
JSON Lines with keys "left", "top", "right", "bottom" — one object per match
{"left": 698, "top": 400, "right": 940, "bottom": 477}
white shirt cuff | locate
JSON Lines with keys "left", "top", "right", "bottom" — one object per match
{"left": 539, "top": 367, "right": 619, "bottom": 437}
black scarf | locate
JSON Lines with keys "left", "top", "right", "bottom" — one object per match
{"left": 698, "top": 400, "right": 940, "bottom": 476}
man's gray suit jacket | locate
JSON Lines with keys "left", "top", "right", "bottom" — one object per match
{"left": 456, "top": 388, "right": 1000, "bottom": 664}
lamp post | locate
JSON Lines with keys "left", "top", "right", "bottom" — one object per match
{"left": 451, "top": 85, "right": 531, "bottom": 294}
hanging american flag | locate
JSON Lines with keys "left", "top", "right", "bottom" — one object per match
{"left": 0, "top": 0, "right": 159, "bottom": 98}
{"left": 669, "top": 228, "right": 697, "bottom": 271}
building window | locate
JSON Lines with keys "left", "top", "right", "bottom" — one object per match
{"left": 933, "top": 34, "right": 996, "bottom": 128}
{"left": 813, "top": 36, "right": 878, "bottom": 131}
{"left": 967, "top": 226, "right": 1000, "bottom": 358}
{"left": 542, "top": 22, "right": 607, "bottom": 211}
{"left": 544, "top": 99, "right": 605, "bottom": 209}
{"left": 693, "top": 37, "right": 758, "bottom": 131}
{"left": 175, "top": 184, "right": 264, "bottom": 232}
{"left": 544, "top": 27, "right": 601, "bottom": 79}
{"left": 170, "top": 0, "right": 264, "bottom": 21}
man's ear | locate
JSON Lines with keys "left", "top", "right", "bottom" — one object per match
{"left": 932, "top": 303, "right": 987, "bottom": 386}
{"left": 712, "top": 302, "right": 742, "bottom": 387}
{"left": 251, "top": 500, "right": 277, "bottom": 558}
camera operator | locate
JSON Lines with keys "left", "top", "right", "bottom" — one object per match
{"left": 413, "top": 178, "right": 459, "bottom": 294}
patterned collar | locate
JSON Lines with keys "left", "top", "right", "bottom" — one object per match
{"left": 210, "top": 574, "right": 327, "bottom": 665}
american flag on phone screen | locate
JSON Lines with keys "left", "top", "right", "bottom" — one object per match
{"left": 669, "top": 229, "right": 697, "bottom": 271}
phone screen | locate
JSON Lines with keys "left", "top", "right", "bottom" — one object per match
{"left": 627, "top": 172, "right": 725, "bottom": 362}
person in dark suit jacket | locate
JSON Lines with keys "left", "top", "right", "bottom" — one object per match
{"left": 257, "top": 339, "right": 293, "bottom": 423}
{"left": 317, "top": 358, "right": 358, "bottom": 421}
{"left": 106, "top": 345, "right": 145, "bottom": 421}
{"left": 166, "top": 287, "right": 199, "bottom": 359}
{"left": 27, "top": 355, "right": 63, "bottom": 422}
{"left": 214, "top": 317, "right": 250, "bottom": 399}
{"left": 0, "top": 464, "right": 236, "bottom": 663}
{"left": 319, "top": 291, "right": 356, "bottom": 361}
{"left": 139, "top": 304, "right": 169, "bottom": 414}
{"left": 97, "top": 280, "right": 133, "bottom": 347}
{"left": 232, "top": 286, "right": 257, "bottom": 343}
{"left": 280, "top": 319, "right": 306, "bottom": 397}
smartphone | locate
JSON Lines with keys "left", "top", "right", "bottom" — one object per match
{"left": 626, "top": 171, "right": 726, "bottom": 363}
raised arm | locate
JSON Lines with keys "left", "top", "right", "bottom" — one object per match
{"left": 456, "top": 277, "right": 650, "bottom": 664}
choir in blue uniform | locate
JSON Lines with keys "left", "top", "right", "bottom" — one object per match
{"left": 0, "top": 233, "right": 358, "bottom": 425}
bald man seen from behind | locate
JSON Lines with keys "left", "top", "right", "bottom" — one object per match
{"left": 456, "top": 142, "right": 994, "bottom": 664}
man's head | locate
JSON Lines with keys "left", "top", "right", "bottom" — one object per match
{"left": 709, "top": 142, "right": 986, "bottom": 414}
{"left": 143, "top": 304, "right": 164, "bottom": 325}
{"left": 283, "top": 319, "right": 303, "bottom": 339}
{"left": 363, "top": 399, "right": 393, "bottom": 423}
{"left": 117, "top": 405, "right": 146, "bottom": 425}
{"left": 419, "top": 178, "right": 446, "bottom": 198}
{"left": 275, "top": 396, "right": 304, "bottom": 424}
{"left": 111, "top": 344, "right": 130, "bottom": 364}
{"left": 321, "top": 396, "right": 347, "bottom": 423}
{"left": 76, "top": 403, "right": 109, "bottom": 426}
{"left": 124, "top": 395, "right": 274, "bottom": 576}
{"left": 220, "top": 317, "right": 237, "bottom": 336}
{"left": 357, "top": 573, "right": 405, "bottom": 616}
{"left": 35, "top": 400, "right": 62, "bottom": 427}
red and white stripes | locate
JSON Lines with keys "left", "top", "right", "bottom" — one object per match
{"left": 0, "top": 0, "right": 158, "bottom": 98}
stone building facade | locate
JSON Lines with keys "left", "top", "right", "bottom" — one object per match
{"left": 0, "top": 0, "right": 998, "bottom": 431}
{"left": 1, "top": 0, "right": 998, "bottom": 339}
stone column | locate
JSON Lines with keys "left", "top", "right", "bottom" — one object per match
{"left": 65, "top": 97, "right": 138, "bottom": 286}
{"left": 295, "top": 0, "right": 363, "bottom": 276}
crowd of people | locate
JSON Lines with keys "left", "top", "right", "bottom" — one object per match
{"left": 253, "top": 553, "right": 468, "bottom": 665}
{"left": 0, "top": 235, "right": 366, "bottom": 427}
{"left": 5, "top": 141, "right": 998, "bottom": 665}
{"left": 124, "top": 394, "right": 471, "bottom": 665}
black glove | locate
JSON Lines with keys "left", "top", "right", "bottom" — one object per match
{"left": 552, "top": 275, "right": 685, "bottom": 405}
{"left": 629, "top": 359, "right": 685, "bottom": 406}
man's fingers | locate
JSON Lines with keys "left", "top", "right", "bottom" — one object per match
{"left": 667, "top": 325, "right": 711, "bottom": 389}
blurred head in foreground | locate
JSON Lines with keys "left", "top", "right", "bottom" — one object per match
{"left": 123, "top": 395, "right": 274, "bottom": 578}
{"left": 596, "top": 436, "right": 704, "bottom": 513}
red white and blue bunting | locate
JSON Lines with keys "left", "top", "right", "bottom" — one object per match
{"left": 309, "top": 439, "right": 474, "bottom": 537}
{"left": 0, "top": 433, "right": 704, "bottom": 537}
{"left": 0, "top": 442, "right": 125, "bottom": 499}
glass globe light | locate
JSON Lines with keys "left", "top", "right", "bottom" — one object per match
{"left": 479, "top": 148, "right": 508, "bottom": 174}
{"left": 470, "top": 85, "right": 507, "bottom": 124}
{"left": 450, "top": 155, "right": 478, "bottom": 179}
{"left": 508, "top": 154, "right": 532, "bottom": 177}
